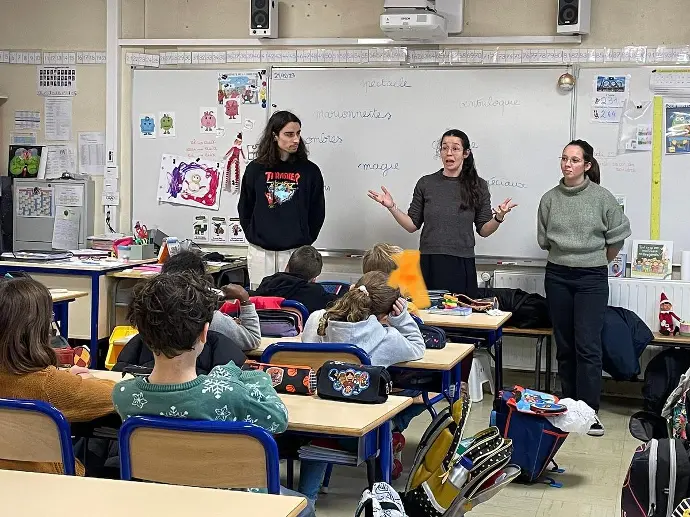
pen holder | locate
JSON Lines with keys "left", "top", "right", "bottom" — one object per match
{"left": 129, "top": 244, "right": 155, "bottom": 260}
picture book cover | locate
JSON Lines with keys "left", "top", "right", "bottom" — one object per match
{"left": 631, "top": 240, "right": 673, "bottom": 279}
{"left": 609, "top": 252, "right": 627, "bottom": 278}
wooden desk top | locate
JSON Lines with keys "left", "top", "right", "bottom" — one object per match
{"left": 248, "top": 336, "right": 474, "bottom": 370}
{"left": 0, "top": 470, "right": 306, "bottom": 517}
{"left": 89, "top": 370, "right": 411, "bottom": 437}
{"left": 653, "top": 332, "right": 690, "bottom": 345}
{"left": 0, "top": 258, "right": 155, "bottom": 272}
{"left": 109, "top": 260, "right": 246, "bottom": 279}
{"left": 50, "top": 289, "right": 88, "bottom": 303}
{"left": 419, "top": 310, "right": 512, "bottom": 330}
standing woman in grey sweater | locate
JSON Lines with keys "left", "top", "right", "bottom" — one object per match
{"left": 368, "top": 129, "right": 517, "bottom": 297}
{"left": 537, "top": 139, "right": 631, "bottom": 437}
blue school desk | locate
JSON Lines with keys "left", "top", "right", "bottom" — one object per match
{"left": 51, "top": 290, "right": 88, "bottom": 338}
{"left": 0, "top": 258, "right": 156, "bottom": 367}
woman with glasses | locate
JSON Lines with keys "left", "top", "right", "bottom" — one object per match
{"left": 537, "top": 139, "right": 630, "bottom": 437}
{"left": 367, "top": 129, "right": 516, "bottom": 297}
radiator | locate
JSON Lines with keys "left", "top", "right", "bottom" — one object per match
{"left": 493, "top": 270, "right": 545, "bottom": 296}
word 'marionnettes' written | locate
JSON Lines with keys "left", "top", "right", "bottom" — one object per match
{"left": 361, "top": 77, "right": 412, "bottom": 92}
{"left": 358, "top": 162, "right": 400, "bottom": 176}
{"left": 186, "top": 139, "right": 217, "bottom": 159}
{"left": 315, "top": 109, "right": 392, "bottom": 121}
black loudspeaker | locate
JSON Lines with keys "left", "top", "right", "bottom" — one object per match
{"left": 556, "top": 0, "right": 590, "bottom": 34}
{"left": 557, "top": 0, "right": 578, "bottom": 25}
{"left": 251, "top": 0, "right": 269, "bottom": 28}
{"left": 250, "top": 0, "right": 278, "bottom": 38}
{"left": 0, "top": 177, "right": 13, "bottom": 254}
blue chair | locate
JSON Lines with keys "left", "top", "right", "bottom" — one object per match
{"left": 261, "top": 342, "right": 372, "bottom": 492}
{"left": 119, "top": 415, "right": 281, "bottom": 494}
{"left": 0, "top": 398, "right": 76, "bottom": 475}
{"left": 318, "top": 281, "right": 351, "bottom": 296}
{"left": 280, "top": 299, "right": 310, "bottom": 323}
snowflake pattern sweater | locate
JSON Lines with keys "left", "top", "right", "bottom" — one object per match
{"left": 112, "top": 362, "right": 288, "bottom": 434}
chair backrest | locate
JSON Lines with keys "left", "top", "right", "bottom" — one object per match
{"left": 280, "top": 299, "right": 309, "bottom": 322}
{"left": 118, "top": 415, "right": 281, "bottom": 493}
{"left": 0, "top": 398, "right": 75, "bottom": 475}
{"left": 319, "top": 281, "right": 351, "bottom": 296}
{"left": 261, "top": 342, "right": 371, "bottom": 371}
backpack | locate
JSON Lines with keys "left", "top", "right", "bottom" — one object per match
{"left": 644, "top": 349, "right": 690, "bottom": 415}
{"left": 355, "top": 483, "right": 406, "bottom": 517}
{"left": 256, "top": 308, "right": 302, "bottom": 337}
{"left": 622, "top": 438, "right": 690, "bottom": 517}
{"left": 479, "top": 288, "right": 551, "bottom": 329}
{"left": 418, "top": 323, "right": 447, "bottom": 350}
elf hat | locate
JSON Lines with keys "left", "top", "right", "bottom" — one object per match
{"left": 661, "top": 293, "right": 672, "bottom": 305}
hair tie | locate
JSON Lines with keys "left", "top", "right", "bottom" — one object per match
{"left": 358, "top": 285, "right": 369, "bottom": 296}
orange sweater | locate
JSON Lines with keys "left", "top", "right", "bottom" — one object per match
{"left": 0, "top": 366, "right": 116, "bottom": 475}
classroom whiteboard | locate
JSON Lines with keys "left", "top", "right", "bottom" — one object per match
{"left": 131, "top": 69, "right": 269, "bottom": 242}
{"left": 270, "top": 67, "right": 572, "bottom": 259}
{"left": 574, "top": 67, "right": 654, "bottom": 256}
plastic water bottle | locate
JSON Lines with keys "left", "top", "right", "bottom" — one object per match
{"left": 448, "top": 455, "right": 473, "bottom": 490}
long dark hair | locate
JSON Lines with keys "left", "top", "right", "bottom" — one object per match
{"left": 254, "top": 110, "right": 309, "bottom": 166}
{"left": 566, "top": 139, "right": 601, "bottom": 184}
{"left": 439, "top": 129, "right": 482, "bottom": 210}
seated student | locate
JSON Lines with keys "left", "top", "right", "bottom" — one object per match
{"left": 298, "top": 271, "right": 426, "bottom": 496}
{"left": 254, "top": 245, "right": 339, "bottom": 313}
{"left": 0, "top": 277, "right": 115, "bottom": 475}
{"left": 113, "top": 272, "right": 313, "bottom": 516}
{"left": 160, "top": 250, "right": 261, "bottom": 351}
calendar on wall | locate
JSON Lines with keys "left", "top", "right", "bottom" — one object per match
{"left": 36, "top": 66, "right": 77, "bottom": 96}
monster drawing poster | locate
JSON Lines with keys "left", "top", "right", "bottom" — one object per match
{"left": 8, "top": 145, "right": 43, "bottom": 179}
{"left": 157, "top": 154, "right": 223, "bottom": 211}
{"left": 227, "top": 218, "right": 246, "bottom": 244}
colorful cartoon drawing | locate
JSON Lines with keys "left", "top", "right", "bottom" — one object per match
{"left": 139, "top": 115, "right": 155, "bottom": 136}
{"left": 223, "top": 133, "right": 245, "bottom": 193}
{"left": 160, "top": 113, "right": 174, "bottom": 135}
{"left": 157, "top": 154, "right": 223, "bottom": 211}
{"left": 259, "top": 80, "right": 268, "bottom": 108}
{"left": 225, "top": 99, "right": 239, "bottom": 120}
{"left": 200, "top": 110, "right": 217, "bottom": 132}
{"left": 266, "top": 367, "right": 284, "bottom": 387}
{"left": 265, "top": 181, "right": 297, "bottom": 207}
{"left": 328, "top": 367, "right": 370, "bottom": 397}
{"left": 8, "top": 146, "right": 42, "bottom": 178}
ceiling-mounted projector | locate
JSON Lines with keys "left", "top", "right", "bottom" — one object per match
{"left": 381, "top": 0, "right": 449, "bottom": 42}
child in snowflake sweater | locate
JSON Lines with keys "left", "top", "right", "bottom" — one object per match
{"left": 113, "top": 271, "right": 287, "bottom": 429}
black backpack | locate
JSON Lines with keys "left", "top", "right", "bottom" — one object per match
{"left": 479, "top": 288, "right": 551, "bottom": 329}
{"left": 643, "top": 349, "right": 690, "bottom": 414}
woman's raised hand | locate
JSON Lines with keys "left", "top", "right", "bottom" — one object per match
{"left": 367, "top": 186, "right": 395, "bottom": 209}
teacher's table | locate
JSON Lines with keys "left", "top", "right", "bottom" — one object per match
{"left": 107, "top": 259, "right": 249, "bottom": 330}
{"left": 250, "top": 336, "right": 475, "bottom": 410}
{"left": 0, "top": 258, "right": 155, "bottom": 367}
{"left": 50, "top": 289, "right": 87, "bottom": 338}
{"left": 418, "top": 310, "right": 512, "bottom": 393}
{"left": 0, "top": 470, "right": 307, "bottom": 517}
{"left": 91, "top": 369, "right": 410, "bottom": 484}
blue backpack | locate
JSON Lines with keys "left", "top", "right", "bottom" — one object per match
{"left": 491, "top": 387, "right": 568, "bottom": 485}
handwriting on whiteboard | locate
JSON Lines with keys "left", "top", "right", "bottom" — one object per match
{"left": 315, "top": 109, "right": 392, "bottom": 121}
{"left": 304, "top": 133, "right": 344, "bottom": 145}
{"left": 459, "top": 97, "right": 520, "bottom": 114}
{"left": 487, "top": 177, "right": 528, "bottom": 189}
{"left": 361, "top": 78, "right": 412, "bottom": 92}
{"left": 186, "top": 139, "right": 217, "bottom": 160}
{"left": 272, "top": 71, "right": 295, "bottom": 81}
{"left": 358, "top": 162, "right": 400, "bottom": 176}
{"left": 597, "top": 157, "right": 637, "bottom": 174}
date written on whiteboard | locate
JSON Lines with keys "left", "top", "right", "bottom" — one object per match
{"left": 272, "top": 71, "right": 295, "bottom": 80}
{"left": 358, "top": 162, "right": 400, "bottom": 176}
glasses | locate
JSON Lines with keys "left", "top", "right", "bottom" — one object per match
{"left": 441, "top": 146, "right": 464, "bottom": 154}
{"left": 560, "top": 156, "right": 585, "bottom": 165}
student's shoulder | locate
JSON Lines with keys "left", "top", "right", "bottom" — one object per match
{"left": 112, "top": 377, "right": 139, "bottom": 400}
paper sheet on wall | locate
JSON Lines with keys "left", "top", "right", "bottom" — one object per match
{"left": 10, "top": 132, "right": 37, "bottom": 145}
{"left": 14, "top": 111, "right": 40, "bottom": 130}
{"left": 44, "top": 145, "right": 76, "bottom": 179}
{"left": 16, "top": 187, "right": 53, "bottom": 217}
{"left": 78, "top": 132, "right": 105, "bottom": 175}
{"left": 54, "top": 184, "right": 84, "bottom": 207}
{"left": 52, "top": 207, "right": 80, "bottom": 249}
{"left": 37, "top": 66, "right": 77, "bottom": 96}
{"left": 44, "top": 97, "right": 72, "bottom": 141}
{"left": 101, "top": 178, "right": 119, "bottom": 206}
{"left": 591, "top": 75, "right": 629, "bottom": 124}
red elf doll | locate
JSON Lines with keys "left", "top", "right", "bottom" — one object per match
{"left": 660, "top": 292, "right": 681, "bottom": 336}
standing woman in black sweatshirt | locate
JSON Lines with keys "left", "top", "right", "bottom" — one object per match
{"left": 238, "top": 111, "right": 326, "bottom": 288}
{"left": 368, "top": 129, "right": 516, "bottom": 297}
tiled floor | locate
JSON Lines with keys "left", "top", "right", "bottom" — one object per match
{"left": 303, "top": 396, "right": 640, "bottom": 516}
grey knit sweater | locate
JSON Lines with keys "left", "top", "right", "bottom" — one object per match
{"left": 537, "top": 177, "right": 631, "bottom": 267}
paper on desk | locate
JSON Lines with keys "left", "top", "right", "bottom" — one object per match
{"left": 44, "top": 145, "right": 76, "bottom": 179}
{"left": 54, "top": 184, "right": 84, "bottom": 207}
{"left": 78, "top": 131, "right": 105, "bottom": 175}
{"left": 44, "top": 97, "right": 72, "bottom": 141}
{"left": 52, "top": 206, "right": 80, "bottom": 250}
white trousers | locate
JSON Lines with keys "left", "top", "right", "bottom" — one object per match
{"left": 247, "top": 243, "right": 295, "bottom": 289}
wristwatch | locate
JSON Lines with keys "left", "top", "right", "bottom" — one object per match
{"left": 239, "top": 299, "right": 252, "bottom": 306}
{"left": 494, "top": 214, "right": 504, "bottom": 223}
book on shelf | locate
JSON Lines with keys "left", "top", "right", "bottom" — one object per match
{"left": 631, "top": 240, "right": 673, "bottom": 279}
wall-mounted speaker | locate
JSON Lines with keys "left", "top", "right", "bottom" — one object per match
{"left": 557, "top": 0, "right": 591, "bottom": 35}
{"left": 250, "top": 0, "right": 279, "bottom": 39}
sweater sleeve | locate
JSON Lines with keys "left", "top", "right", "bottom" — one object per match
{"left": 407, "top": 179, "right": 424, "bottom": 230}
{"left": 237, "top": 163, "right": 257, "bottom": 233}
{"left": 537, "top": 194, "right": 550, "bottom": 251}
{"left": 604, "top": 197, "right": 632, "bottom": 247}
{"left": 211, "top": 307, "right": 261, "bottom": 351}
{"left": 382, "top": 305, "right": 426, "bottom": 365}
{"left": 301, "top": 310, "right": 325, "bottom": 343}
{"left": 474, "top": 179, "right": 493, "bottom": 233}
{"left": 308, "top": 164, "right": 326, "bottom": 243}
{"left": 43, "top": 369, "right": 115, "bottom": 422}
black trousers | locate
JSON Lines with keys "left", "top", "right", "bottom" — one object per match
{"left": 544, "top": 262, "right": 608, "bottom": 411}
{"left": 420, "top": 253, "right": 479, "bottom": 298}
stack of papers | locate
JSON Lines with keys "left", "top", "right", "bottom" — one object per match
{"left": 298, "top": 446, "right": 358, "bottom": 465}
